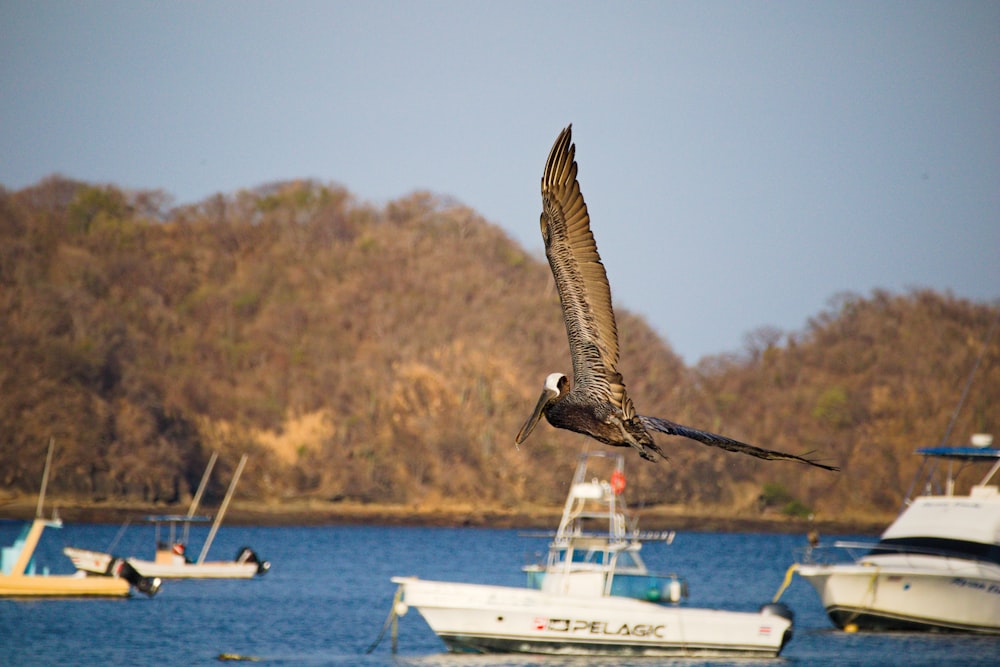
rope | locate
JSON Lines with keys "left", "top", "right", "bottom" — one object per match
{"left": 772, "top": 563, "right": 798, "bottom": 603}
{"left": 107, "top": 516, "right": 132, "bottom": 553}
{"left": 843, "top": 565, "right": 880, "bottom": 627}
{"left": 365, "top": 585, "right": 403, "bottom": 654}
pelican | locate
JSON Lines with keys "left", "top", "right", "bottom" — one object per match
{"left": 516, "top": 125, "right": 838, "bottom": 471}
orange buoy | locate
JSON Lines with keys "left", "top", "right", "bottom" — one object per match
{"left": 610, "top": 470, "right": 626, "bottom": 495}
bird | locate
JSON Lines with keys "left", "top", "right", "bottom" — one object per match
{"left": 515, "top": 125, "right": 838, "bottom": 472}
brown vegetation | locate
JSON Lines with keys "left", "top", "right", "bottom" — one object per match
{"left": 1, "top": 177, "right": 996, "bottom": 526}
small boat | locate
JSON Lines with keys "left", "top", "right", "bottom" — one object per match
{"left": 391, "top": 451, "right": 793, "bottom": 657}
{"left": 64, "top": 453, "right": 269, "bottom": 580}
{"left": 65, "top": 516, "right": 268, "bottom": 580}
{"left": 1, "top": 440, "right": 160, "bottom": 598}
{"left": 794, "top": 436, "right": 1000, "bottom": 634}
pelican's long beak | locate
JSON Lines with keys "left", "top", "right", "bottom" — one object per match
{"left": 515, "top": 389, "right": 556, "bottom": 445}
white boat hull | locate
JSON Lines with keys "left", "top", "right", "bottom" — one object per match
{"left": 392, "top": 577, "right": 792, "bottom": 657}
{"left": 798, "top": 556, "right": 1000, "bottom": 634}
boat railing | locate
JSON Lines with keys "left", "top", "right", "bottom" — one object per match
{"left": 635, "top": 530, "right": 677, "bottom": 544}
{"left": 798, "top": 540, "right": 1000, "bottom": 568}
{"left": 795, "top": 543, "right": 865, "bottom": 566}
{"left": 521, "top": 529, "right": 674, "bottom": 544}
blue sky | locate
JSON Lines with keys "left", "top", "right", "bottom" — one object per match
{"left": 2, "top": 1, "right": 998, "bottom": 364}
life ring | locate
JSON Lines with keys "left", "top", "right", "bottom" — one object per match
{"left": 610, "top": 470, "right": 626, "bottom": 495}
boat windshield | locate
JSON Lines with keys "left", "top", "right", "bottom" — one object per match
{"left": 572, "top": 548, "right": 606, "bottom": 565}
{"left": 868, "top": 537, "right": 1000, "bottom": 566}
{"left": 551, "top": 545, "right": 644, "bottom": 571}
{"left": 614, "top": 551, "right": 641, "bottom": 570}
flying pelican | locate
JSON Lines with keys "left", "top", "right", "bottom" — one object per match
{"left": 516, "top": 125, "right": 838, "bottom": 471}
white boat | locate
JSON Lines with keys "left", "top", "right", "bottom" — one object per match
{"left": 65, "top": 453, "right": 269, "bottom": 580}
{"left": 1, "top": 516, "right": 159, "bottom": 597}
{"left": 64, "top": 516, "right": 268, "bottom": 579}
{"left": 391, "top": 451, "right": 794, "bottom": 657}
{"left": 794, "top": 438, "right": 1000, "bottom": 634}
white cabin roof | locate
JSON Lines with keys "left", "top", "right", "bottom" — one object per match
{"left": 882, "top": 494, "right": 1000, "bottom": 546}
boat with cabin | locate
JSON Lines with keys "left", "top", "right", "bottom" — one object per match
{"left": 794, "top": 435, "right": 1000, "bottom": 634}
{"left": 391, "top": 451, "right": 794, "bottom": 657}
{"left": 64, "top": 453, "right": 269, "bottom": 580}
{"left": 1, "top": 440, "right": 160, "bottom": 598}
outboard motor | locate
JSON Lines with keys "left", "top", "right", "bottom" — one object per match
{"left": 760, "top": 602, "right": 794, "bottom": 648}
{"left": 112, "top": 558, "right": 162, "bottom": 597}
{"left": 760, "top": 602, "right": 794, "bottom": 622}
{"left": 235, "top": 546, "right": 270, "bottom": 575}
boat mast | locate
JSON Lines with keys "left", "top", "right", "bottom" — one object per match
{"left": 197, "top": 453, "right": 247, "bottom": 564}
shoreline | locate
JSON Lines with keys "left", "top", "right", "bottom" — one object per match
{"left": 0, "top": 496, "right": 887, "bottom": 535}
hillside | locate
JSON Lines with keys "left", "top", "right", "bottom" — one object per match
{"left": 1, "top": 177, "right": 997, "bottom": 526}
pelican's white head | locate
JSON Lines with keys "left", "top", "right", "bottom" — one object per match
{"left": 544, "top": 372, "right": 566, "bottom": 394}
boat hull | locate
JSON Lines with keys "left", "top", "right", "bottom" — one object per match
{"left": 65, "top": 547, "right": 262, "bottom": 579}
{"left": 0, "top": 573, "right": 130, "bottom": 597}
{"left": 392, "top": 577, "right": 792, "bottom": 657}
{"left": 798, "top": 556, "right": 1000, "bottom": 634}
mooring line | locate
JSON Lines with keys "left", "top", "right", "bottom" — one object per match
{"left": 365, "top": 585, "right": 403, "bottom": 654}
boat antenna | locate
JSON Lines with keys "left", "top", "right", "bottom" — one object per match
{"left": 106, "top": 516, "right": 133, "bottom": 553}
{"left": 188, "top": 451, "right": 219, "bottom": 517}
{"left": 197, "top": 453, "right": 247, "bottom": 564}
{"left": 906, "top": 305, "right": 1000, "bottom": 504}
{"left": 937, "top": 306, "right": 999, "bottom": 449}
{"left": 36, "top": 437, "right": 55, "bottom": 518}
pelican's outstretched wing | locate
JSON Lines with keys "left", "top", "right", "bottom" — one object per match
{"left": 639, "top": 416, "right": 841, "bottom": 471}
{"left": 540, "top": 125, "right": 631, "bottom": 415}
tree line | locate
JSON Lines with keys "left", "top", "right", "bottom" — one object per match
{"left": 1, "top": 176, "right": 996, "bottom": 523}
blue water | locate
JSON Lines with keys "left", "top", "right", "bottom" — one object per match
{"left": 1, "top": 522, "right": 998, "bottom": 666}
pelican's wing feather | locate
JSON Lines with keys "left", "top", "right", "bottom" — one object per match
{"left": 639, "top": 416, "right": 841, "bottom": 471}
{"left": 540, "top": 125, "right": 631, "bottom": 415}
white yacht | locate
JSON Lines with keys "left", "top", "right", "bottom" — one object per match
{"left": 796, "top": 436, "right": 1000, "bottom": 634}
{"left": 392, "top": 451, "right": 794, "bottom": 657}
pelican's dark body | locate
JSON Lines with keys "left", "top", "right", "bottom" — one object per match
{"left": 516, "top": 126, "right": 838, "bottom": 472}
{"left": 547, "top": 389, "right": 660, "bottom": 458}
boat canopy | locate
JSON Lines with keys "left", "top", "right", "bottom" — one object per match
{"left": 881, "top": 494, "right": 1000, "bottom": 549}
{"left": 916, "top": 446, "right": 1000, "bottom": 460}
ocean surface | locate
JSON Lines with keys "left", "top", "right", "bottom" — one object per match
{"left": 1, "top": 522, "right": 997, "bottom": 666}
